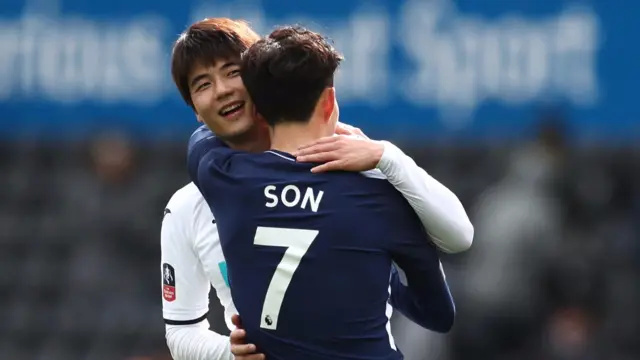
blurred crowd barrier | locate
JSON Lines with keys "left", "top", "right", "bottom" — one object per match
{"left": 1, "top": 0, "right": 639, "bottom": 359}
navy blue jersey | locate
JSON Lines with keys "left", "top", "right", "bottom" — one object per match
{"left": 188, "top": 127, "right": 454, "bottom": 360}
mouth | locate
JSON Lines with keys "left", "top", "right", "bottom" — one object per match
{"left": 218, "top": 101, "right": 246, "bottom": 119}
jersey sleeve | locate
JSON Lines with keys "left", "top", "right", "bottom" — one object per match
{"left": 161, "top": 195, "right": 211, "bottom": 324}
{"left": 376, "top": 188, "right": 455, "bottom": 333}
{"left": 388, "top": 261, "right": 454, "bottom": 333}
{"left": 376, "top": 141, "right": 474, "bottom": 254}
{"left": 165, "top": 322, "right": 234, "bottom": 360}
{"left": 187, "top": 126, "right": 227, "bottom": 189}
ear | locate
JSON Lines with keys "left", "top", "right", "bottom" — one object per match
{"left": 322, "top": 88, "right": 336, "bottom": 123}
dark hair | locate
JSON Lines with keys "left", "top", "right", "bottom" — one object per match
{"left": 240, "top": 26, "right": 343, "bottom": 126}
{"left": 171, "top": 18, "right": 260, "bottom": 108}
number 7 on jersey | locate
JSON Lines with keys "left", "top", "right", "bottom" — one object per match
{"left": 254, "top": 226, "right": 319, "bottom": 330}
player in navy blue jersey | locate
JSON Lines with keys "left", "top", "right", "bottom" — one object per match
{"left": 187, "top": 26, "right": 454, "bottom": 360}
{"left": 169, "top": 18, "right": 472, "bottom": 359}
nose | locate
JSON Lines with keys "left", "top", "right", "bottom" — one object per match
{"left": 214, "top": 80, "right": 234, "bottom": 102}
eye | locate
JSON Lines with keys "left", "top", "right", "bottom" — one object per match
{"left": 196, "top": 82, "right": 211, "bottom": 91}
{"left": 228, "top": 69, "right": 240, "bottom": 77}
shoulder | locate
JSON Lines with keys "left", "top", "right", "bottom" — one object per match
{"left": 165, "top": 182, "right": 204, "bottom": 219}
{"left": 359, "top": 169, "right": 388, "bottom": 180}
{"left": 187, "top": 125, "right": 215, "bottom": 150}
{"left": 187, "top": 126, "right": 237, "bottom": 179}
{"left": 334, "top": 169, "right": 410, "bottom": 210}
{"left": 163, "top": 183, "right": 217, "bottom": 246}
{"left": 166, "top": 182, "right": 217, "bottom": 226}
{"left": 330, "top": 169, "right": 390, "bottom": 188}
{"left": 188, "top": 126, "right": 239, "bottom": 161}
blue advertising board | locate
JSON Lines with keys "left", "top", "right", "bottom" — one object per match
{"left": 0, "top": 0, "right": 637, "bottom": 142}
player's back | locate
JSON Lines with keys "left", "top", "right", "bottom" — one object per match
{"left": 195, "top": 147, "right": 438, "bottom": 360}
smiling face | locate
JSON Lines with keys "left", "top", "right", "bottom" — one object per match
{"left": 188, "top": 58, "right": 257, "bottom": 142}
{"left": 171, "top": 18, "right": 266, "bottom": 147}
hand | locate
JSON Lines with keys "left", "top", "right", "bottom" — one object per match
{"left": 293, "top": 135, "right": 384, "bottom": 173}
{"left": 335, "top": 122, "right": 369, "bottom": 139}
{"left": 230, "top": 314, "right": 264, "bottom": 360}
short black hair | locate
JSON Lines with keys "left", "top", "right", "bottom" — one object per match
{"left": 171, "top": 18, "right": 260, "bottom": 109}
{"left": 240, "top": 26, "right": 343, "bottom": 126}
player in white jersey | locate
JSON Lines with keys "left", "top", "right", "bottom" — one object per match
{"left": 163, "top": 18, "right": 473, "bottom": 360}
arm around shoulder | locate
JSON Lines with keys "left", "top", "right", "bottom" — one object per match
{"left": 377, "top": 141, "right": 474, "bottom": 253}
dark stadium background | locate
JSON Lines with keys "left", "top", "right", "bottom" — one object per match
{"left": 1, "top": 0, "right": 639, "bottom": 359}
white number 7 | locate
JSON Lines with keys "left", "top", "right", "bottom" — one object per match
{"left": 254, "top": 226, "right": 318, "bottom": 330}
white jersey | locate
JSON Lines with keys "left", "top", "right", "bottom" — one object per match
{"left": 161, "top": 182, "right": 237, "bottom": 330}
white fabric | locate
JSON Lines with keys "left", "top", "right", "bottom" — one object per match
{"left": 165, "top": 320, "right": 234, "bottom": 360}
{"left": 161, "top": 183, "right": 237, "bottom": 359}
{"left": 377, "top": 141, "right": 474, "bottom": 253}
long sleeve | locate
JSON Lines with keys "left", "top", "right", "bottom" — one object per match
{"left": 165, "top": 321, "right": 234, "bottom": 360}
{"left": 161, "top": 184, "right": 236, "bottom": 360}
{"left": 187, "top": 126, "right": 220, "bottom": 188}
{"left": 377, "top": 141, "right": 474, "bottom": 253}
{"left": 388, "top": 262, "right": 454, "bottom": 333}
{"left": 372, "top": 183, "right": 455, "bottom": 333}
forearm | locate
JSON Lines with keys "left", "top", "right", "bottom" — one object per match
{"left": 165, "top": 321, "right": 234, "bottom": 360}
{"left": 388, "top": 263, "right": 455, "bottom": 333}
{"left": 377, "top": 141, "right": 474, "bottom": 253}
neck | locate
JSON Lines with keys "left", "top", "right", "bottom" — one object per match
{"left": 227, "top": 138, "right": 268, "bottom": 152}
{"left": 270, "top": 119, "right": 328, "bottom": 154}
{"left": 225, "top": 124, "right": 270, "bottom": 153}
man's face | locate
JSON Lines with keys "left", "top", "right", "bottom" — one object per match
{"left": 188, "top": 59, "right": 256, "bottom": 140}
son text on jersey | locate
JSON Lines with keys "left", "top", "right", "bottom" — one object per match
{"left": 264, "top": 185, "right": 324, "bottom": 213}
